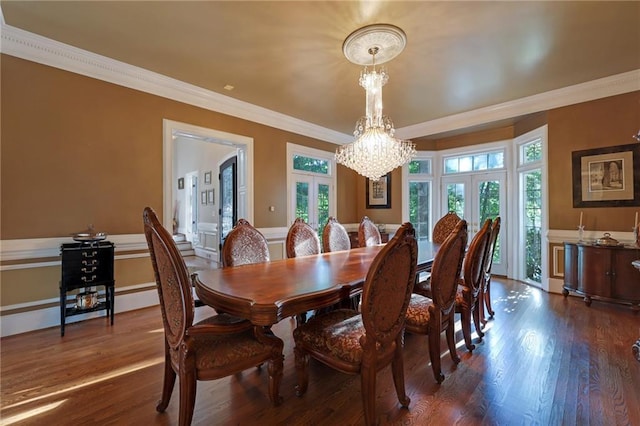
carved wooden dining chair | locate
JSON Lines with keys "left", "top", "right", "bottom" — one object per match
{"left": 455, "top": 218, "right": 492, "bottom": 352}
{"left": 481, "top": 216, "right": 501, "bottom": 323}
{"left": 358, "top": 216, "right": 382, "bottom": 247}
{"left": 432, "top": 211, "right": 463, "bottom": 243}
{"left": 286, "top": 218, "right": 321, "bottom": 324}
{"left": 293, "top": 223, "right": 418, "bottom": 426}
{"left": 286, "top": 218, "right": 321, "bottom": 258}
{"left": 413, "top": 211, "right": 463, "bottom": 298}
{"left": 142, "top": 207, "right": 284, "bottom": 426}
{"left": 322, "top": 216, "right": 351, "bottom": 253}
{"left": 404, "top": 219, "right": 467, "bottom": 383}
{"left": 222, "top": 218, "right": 270, "bottom": 267}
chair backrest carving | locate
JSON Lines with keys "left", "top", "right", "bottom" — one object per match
{"left": 322, "top": 216, "right": 351, "bottom": 253}
{"left": 360, "top": 222, "right": 418, "bottom": 350}
{"left": 222, "top": 219, "right": 270, "bottom": 267}
{"left": 358, "top": 216, "right": 382, "bottom": 247}
{"left": 484, "top": 216, "right": 501, "bottom": 276}
{"left": 462, "top": 218, "right": 492, "bottom": 294}
{"left": 430, "top": 220, "right": 468, "bottom": 314}
{"left": 143, "top": 207, "right": 193, "bottom": 349}
{"left": 432, "top": 211, "right": 462, "bottom": 244}
{"left": 286, "top": 218, "right": 321, "bottom": 258}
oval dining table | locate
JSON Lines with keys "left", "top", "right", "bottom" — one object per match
{"left": 193, "top": 240, "right": 438, "bottom": 327}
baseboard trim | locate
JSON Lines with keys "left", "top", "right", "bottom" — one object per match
{"left": 0, "top": 286, "right": 159, "bottom": 337}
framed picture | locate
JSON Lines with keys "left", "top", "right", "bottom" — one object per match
{"left": 204, "top": 171, "right": 212, "bottom": 185}
{"left": 366, "top": 173, "right": 391, "bottom": 209}
{"left": 177, "top": 177, "right": 184, "bottom": 190}
{"left": 572, "top": 143, "right": 640, "bottom": 207}
{"left": 201, "top": 191, "right": 207, "bottom": 205}
{"left": 207, "top": 189, "right": 215, "bottom": 205}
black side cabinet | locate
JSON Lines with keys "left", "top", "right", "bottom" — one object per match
{"left": 60, "top": 241, "right": 115, "bottom": 336}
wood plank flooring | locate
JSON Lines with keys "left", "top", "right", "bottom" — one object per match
{"left": 2, "top": 278, "right": 639, "bottom": 425}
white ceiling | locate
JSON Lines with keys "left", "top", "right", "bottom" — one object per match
{"left": 1, "top": 1, "right": 639, "bottom": 142}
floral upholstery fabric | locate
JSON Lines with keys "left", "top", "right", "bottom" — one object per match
{"left": 286, "top": 218, "right": 321, "bottom": 258}
{"left": 405, "top": 294, "right": 433, "bottom": 329}
{"left": 293, "top": 309, "right": 366, "bottom": 364}
{"left": 169, "top": 327, "right": 275, "bottom": 371}
{"left": 358, "top": 216, "right": 382, "bottom": 247}
{"left": 322, "top": 217, "right": 351, "bottom": 253}
{"left": 222, "top": 219, "right": 270, "bottom": 267}
{"left": 432, "top": 212, "right": 462, "bottom": 244}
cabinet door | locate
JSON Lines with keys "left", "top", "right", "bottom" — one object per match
{"left": 578, "top": 246, "right": 612, "bottom": 298}
{"left": 612, "top": 248, "right": 640, "bottom": 301}
{"left": 563, "top": 243, "right": 578, "bottom": 290}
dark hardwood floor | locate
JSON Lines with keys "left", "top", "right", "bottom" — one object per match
{"left": 2, "top": 278, "right": 639, "bottom": 425}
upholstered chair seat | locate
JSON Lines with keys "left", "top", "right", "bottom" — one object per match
{"left": 294, "top": 223, "right": 418, "bottom": 426}
{"left": 404, "top": 220, "right": 467, "bottom": 383}
{"left": 455, "top": 219, "right": 492, "bottom": 352}
{"left": 142, "top": 207, "right": 284, "bottom": 426}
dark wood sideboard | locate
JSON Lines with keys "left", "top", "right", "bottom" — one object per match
{"left": 563, "top": 242, "right": 640, "bottom": 308}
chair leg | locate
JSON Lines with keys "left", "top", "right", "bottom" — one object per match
{"left": 472, "top": 298, "right": 485, "bottom": 339}
{"left": 178, "top": 368, "right": 197, "bottom": 426}
{"left": 391, "top": 334, "right": 410, "bottom": 407}
{"left": 445, "top": 313, "right": 460, "bottom": 365}
{"left": 460, "top": 304, "right": 475, "bottom": 352}
{"left": 428, "top": 327, "right": 444, "bottom": 383}
{"left": 485, "top": 276, "right": 495, "bottom": 318}
{"left": 294, "top": 346, "right": 310, "bottom": 397}
{"left": 156, "top": 344, "right": 176, "bottom": 413}
{"left": 360, "top": 361, "right": 377, "bottom": 426}
{"left": 267, "top": 352, "right": 284, "bottom": 406}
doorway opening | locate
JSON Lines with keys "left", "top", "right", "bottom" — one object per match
{"left": 163, "top": 119, "right": 254, "bottom": 263}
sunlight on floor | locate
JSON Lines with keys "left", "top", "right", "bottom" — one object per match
{"left": 1, "top": 400, "right": 67, "bottom": 425}
{"left": 2, "top": 357, "right": 163, "bottom": 412}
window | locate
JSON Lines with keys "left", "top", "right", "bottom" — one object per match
{"left": 444, "top": 150, "right": 504, "bottom": 174}
{"left": 287, "top": 144, "right": 336, "bottom": 234}
{"left": 407, "top": 158, "right": 433, "bottom": 240}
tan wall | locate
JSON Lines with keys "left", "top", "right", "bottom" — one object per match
{"left": 547, "top": 91, "right": 640, "bottom": 232}
{"left": 1, "top": 54, "right": 353, "bottom": 239}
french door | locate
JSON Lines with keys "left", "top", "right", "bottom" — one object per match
{"left": 441, "top": 171, "right": 506, "bottom": 275}
{"left": 291, "top": 175, "right": 332, "bottom": 234}
{"left": 219, "top": 156, "right": 237, "bottom": 253}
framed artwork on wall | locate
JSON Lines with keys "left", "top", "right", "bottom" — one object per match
{"left": 201, "top": 191, "right": 207, "bottom": 205}
{"left": 366, "top": 173, "right": 391, "bottom": 209}
{"left": 572, "top": 143, "right": 640, "bottom": 207}
{"left": 204, "top": 171, "right": 212, "bottom": 185}
{"left": 177, "top": 177, "right": 184, "bottom": 190}
{"left": 207, "top": 189, "right": 215, "bottom": 205}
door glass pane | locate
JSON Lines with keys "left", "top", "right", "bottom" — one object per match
{"left": 293, "top": 155, "right": 329, "bottom": 174}
{"left": 409, "top": 181, "right": 431, "bottom": 240}
{"left": 296, "top": 182, "right": 310, "bottom": 223}
{"left": 317, "top": 183, "right": 329, "bottom": 234}
{"left": 220, "top": 162, "right": 236, "bottom": 241}
{"left": 524, "top": 169, "right": 542, "bottom": 283}
{"left": 446, "top": 183, "right": 465, "bottom": 217}
{"left": 478, "top": 180, "right": 501, "bottom": 261}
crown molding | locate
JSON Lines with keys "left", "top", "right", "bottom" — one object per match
{"left": 1, "top": 22, "right": 638, "bottom": 145}
{"left": 0, "top": 23, "right": 352, "bottom": 145}
{"left": 396, "top": 70, "right": 640, "bottom": 140}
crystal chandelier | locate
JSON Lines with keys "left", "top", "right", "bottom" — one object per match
{"left": 336, "top": 24, "right": 416, "bottom": 181}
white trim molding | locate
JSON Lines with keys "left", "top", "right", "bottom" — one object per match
{"left": 0, "top": 284, "right": 159, "bottom": 337}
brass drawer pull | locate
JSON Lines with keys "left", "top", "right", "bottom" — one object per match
{"left": 81, "top": 275, "right": 97, "bottom": 283}
{"left": 81, "top": 266, "right": 97, "bottom": 274}
{"left": 82, "top": 251, "right": 98, "bottom": 258}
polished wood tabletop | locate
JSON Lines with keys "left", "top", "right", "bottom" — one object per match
{"left": 194, "top": 240, "right": 438, "bottom": 326}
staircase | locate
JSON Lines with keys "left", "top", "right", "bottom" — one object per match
{"left": 172, "top": 233, "right": 195, "bottom": 256}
